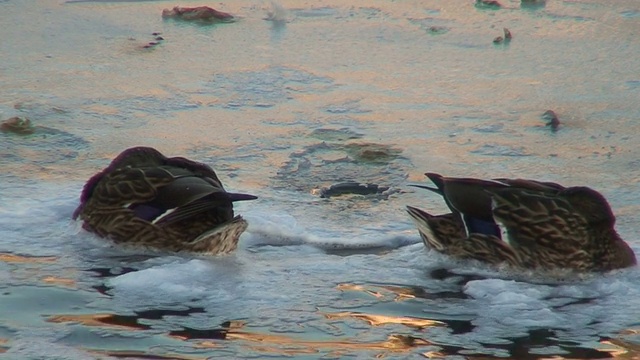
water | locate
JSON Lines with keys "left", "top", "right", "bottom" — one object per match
{"left": 1, "top": 0, "right": 640, "bottom": 358}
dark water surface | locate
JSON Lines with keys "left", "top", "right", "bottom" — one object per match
{"left": 1, "top": 0, "right": 640, "bottom": 358}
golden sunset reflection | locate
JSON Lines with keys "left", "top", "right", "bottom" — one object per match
{"left": 87, "top": 349, "right": 205, "bottom": 360}
{"left": 0, "top": 252, "right": 57, "bottom": 263}
{"left": 41, "top": 276, "right": 76, "bottom": 288}
{"left": 336, "top": 282, "right": 426, "bottom": 301}
{"left": 422, "top": 350, "right": 449, "bottom": 358}
{"left": 336, "top": 283, "right": 383, "bottom": 298}
{"left": 324, "top": 311, "right": 445, "bottom": 329}
{"left": 0, "top": 252, "right": 79, "bottom": 289}
{"left": 168, "top": 319, "right": 435, "bottom": 356}
{"left": 620, "top": 329, "right": 640, "bottom": 336}
{"left": 599, "top": 338, "right": 640, "bottom": 359}
{"left": 220, "top": 331, "right": 431, "bottom": 356}
{"left": 46, "top": 314, "right": 148, "bottom": 331}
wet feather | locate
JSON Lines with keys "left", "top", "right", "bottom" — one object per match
{"left": 407, "top": 173, "right": 636, "bottom": 272}
{"left": 73, "top": 146, "right": 257, "bottom": 255}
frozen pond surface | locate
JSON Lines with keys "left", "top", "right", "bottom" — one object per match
{"left": 1, "top": 0, "right": 640, "bottom": 358}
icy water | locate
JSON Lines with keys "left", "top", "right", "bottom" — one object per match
{"left": 1, "top": 0, "right": 640, "bottom": 358}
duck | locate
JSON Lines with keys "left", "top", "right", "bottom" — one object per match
{"left": 406, "top": 173, "right": 637, "bottom": 272}
{"left": 73, "top": 146, "right": 257, "bottom": 255}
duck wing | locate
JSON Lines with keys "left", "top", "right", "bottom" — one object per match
{"left": 73, "top": 147, "right": 169, "bottom": 219}
{"left": 422, "top": 175, "right": 564, "bottom": 239}
{"left": 406, "top": 206, "right": 465, "bottom": 252}
{"left": 406, "top": 205, "right": 521, "bottom": 267}
{"left": 487, "top": 186, "right": 592, "bottom": 260}
{"left": 438, "top": 176, "right": 508, "bottom": 238}
{"left": 127, "top": 165, "right": 256, "bottom": 226}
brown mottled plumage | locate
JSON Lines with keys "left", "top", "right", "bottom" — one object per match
{"left": 73, "top": 146, "right": 257, "bottom": 254}
{"left": 407, "top": 173, "right": 636, "bottom": 272}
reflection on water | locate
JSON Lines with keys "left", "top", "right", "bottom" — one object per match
{"left": 48, "top": 312, "right": 438, "bottom": 357}
{"left": 174, "top": 321, "right": 434, "bottom": 357}
{"left": 4, "top": 245, "right": 638, "bottom": 358}
{"left": 87, "top": 351, "right": 205, "bottom": 360}
{"left": 48, "top": 307, "right": 206, "bottom": 331}
{"left": 2, "top": 0, "right": 640, "bottom": 358}
{"left": 337, "top": 282, "right": 434, "bottom": 301}
{"left": 602, "top": 337, "right": 640, "bottom": 359}
{"left": 42, "top": 304, "right": 635, "bottom": 359}
{"left": 41, "top": 275, "right": 76, "bottom": 288}
{"left": 0, "top": 253, "right": 57, "bottom": 264}
{"left": 48, "top": 314, "right": 150, "bottom": 331}
{"left": 323, "top": 311, "right": 445, "bottom": 328}
{"left": 0, "top": 252, "right": 79, "bottom": 288}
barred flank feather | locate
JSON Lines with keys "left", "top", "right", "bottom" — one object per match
{"left": 407, "top": 173, "right": 636, "bottom": 272}
{"left": 73, "top": 146, "right": 257, "bottom": 255}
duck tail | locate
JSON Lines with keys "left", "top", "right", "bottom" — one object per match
{"left": 408, "top": 172, "right": 446, "bottom": 195}
{"left": 226, "top": 192, "right": 258, "bottom": 202}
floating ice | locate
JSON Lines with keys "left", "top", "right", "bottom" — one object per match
{"left": 108, "top": 259, "right": 232, "bottom": 303}
{"left": 242, "top": 207, "right": 418, "bottom": 252}
{"left": 455, "top": 268, "right": 640, "bottom": 343}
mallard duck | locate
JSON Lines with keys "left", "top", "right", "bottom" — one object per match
{"left": 406, "top": 173, "right": 637, "bottom": 272}
{"left": 73, "top": 146, "right": 257, "bottom": 254}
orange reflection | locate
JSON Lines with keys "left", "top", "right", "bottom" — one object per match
{"left": 0, "top": 253, "right": 77, "bottom": 289}
{"left": 336, "top": 283, "right": 384, "bottom": 298}
{"left": 41, "top": 276, "right": 76, "bottom": 288}
{"left": 422, "top": 350, "right": 447, "bottom": 358}
{"left": 597, "top": 327, "right": 640, "bottom": 359}
{"left": 336, "top": 283, "right": 424, "bottom": 301}
{"left": 619, "top": 329, "right": 640, "bottom": 336}
{"left": 170, "top": 320, "right": 433, "bottom": 358}
{"left": 225, "top": 332, "right": 430, "bottom": 356}
{"left": 0, "top": 253, "right": 57, "bottom": 263}
{"left": 600, "top": 338, "right": 640, "bottom": 359}
{"left": 377, "top": 285, "right": 424, "bottom": 301}
{"left": 177, "top": 321, "right": 432, "bottom": 357}
{"left": 0, "top": 338, "right": 8, "bottom": 353}
{"left": 47, "top": 314, "right": 148, "bottom": 331}
{"left": 169, "top": 320, "right": 246, "bottom": 342}
{"left": 87, "top": 349, "right": 205, "bottom": 360}
{"left": 324, "top": 311, "right": 444, "bottom": 329}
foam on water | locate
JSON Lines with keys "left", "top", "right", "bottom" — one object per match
{"left": 95, "top": 240, "right": 640, "bottom": 357}
{"left": 2, "top": 176, "right": 640, "bottom": 358}
{"left": 242, "top": 207, "right": 419, "bottom": 251}
{"left": 2, "top": 157, "right": 640, "bottom": 359}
